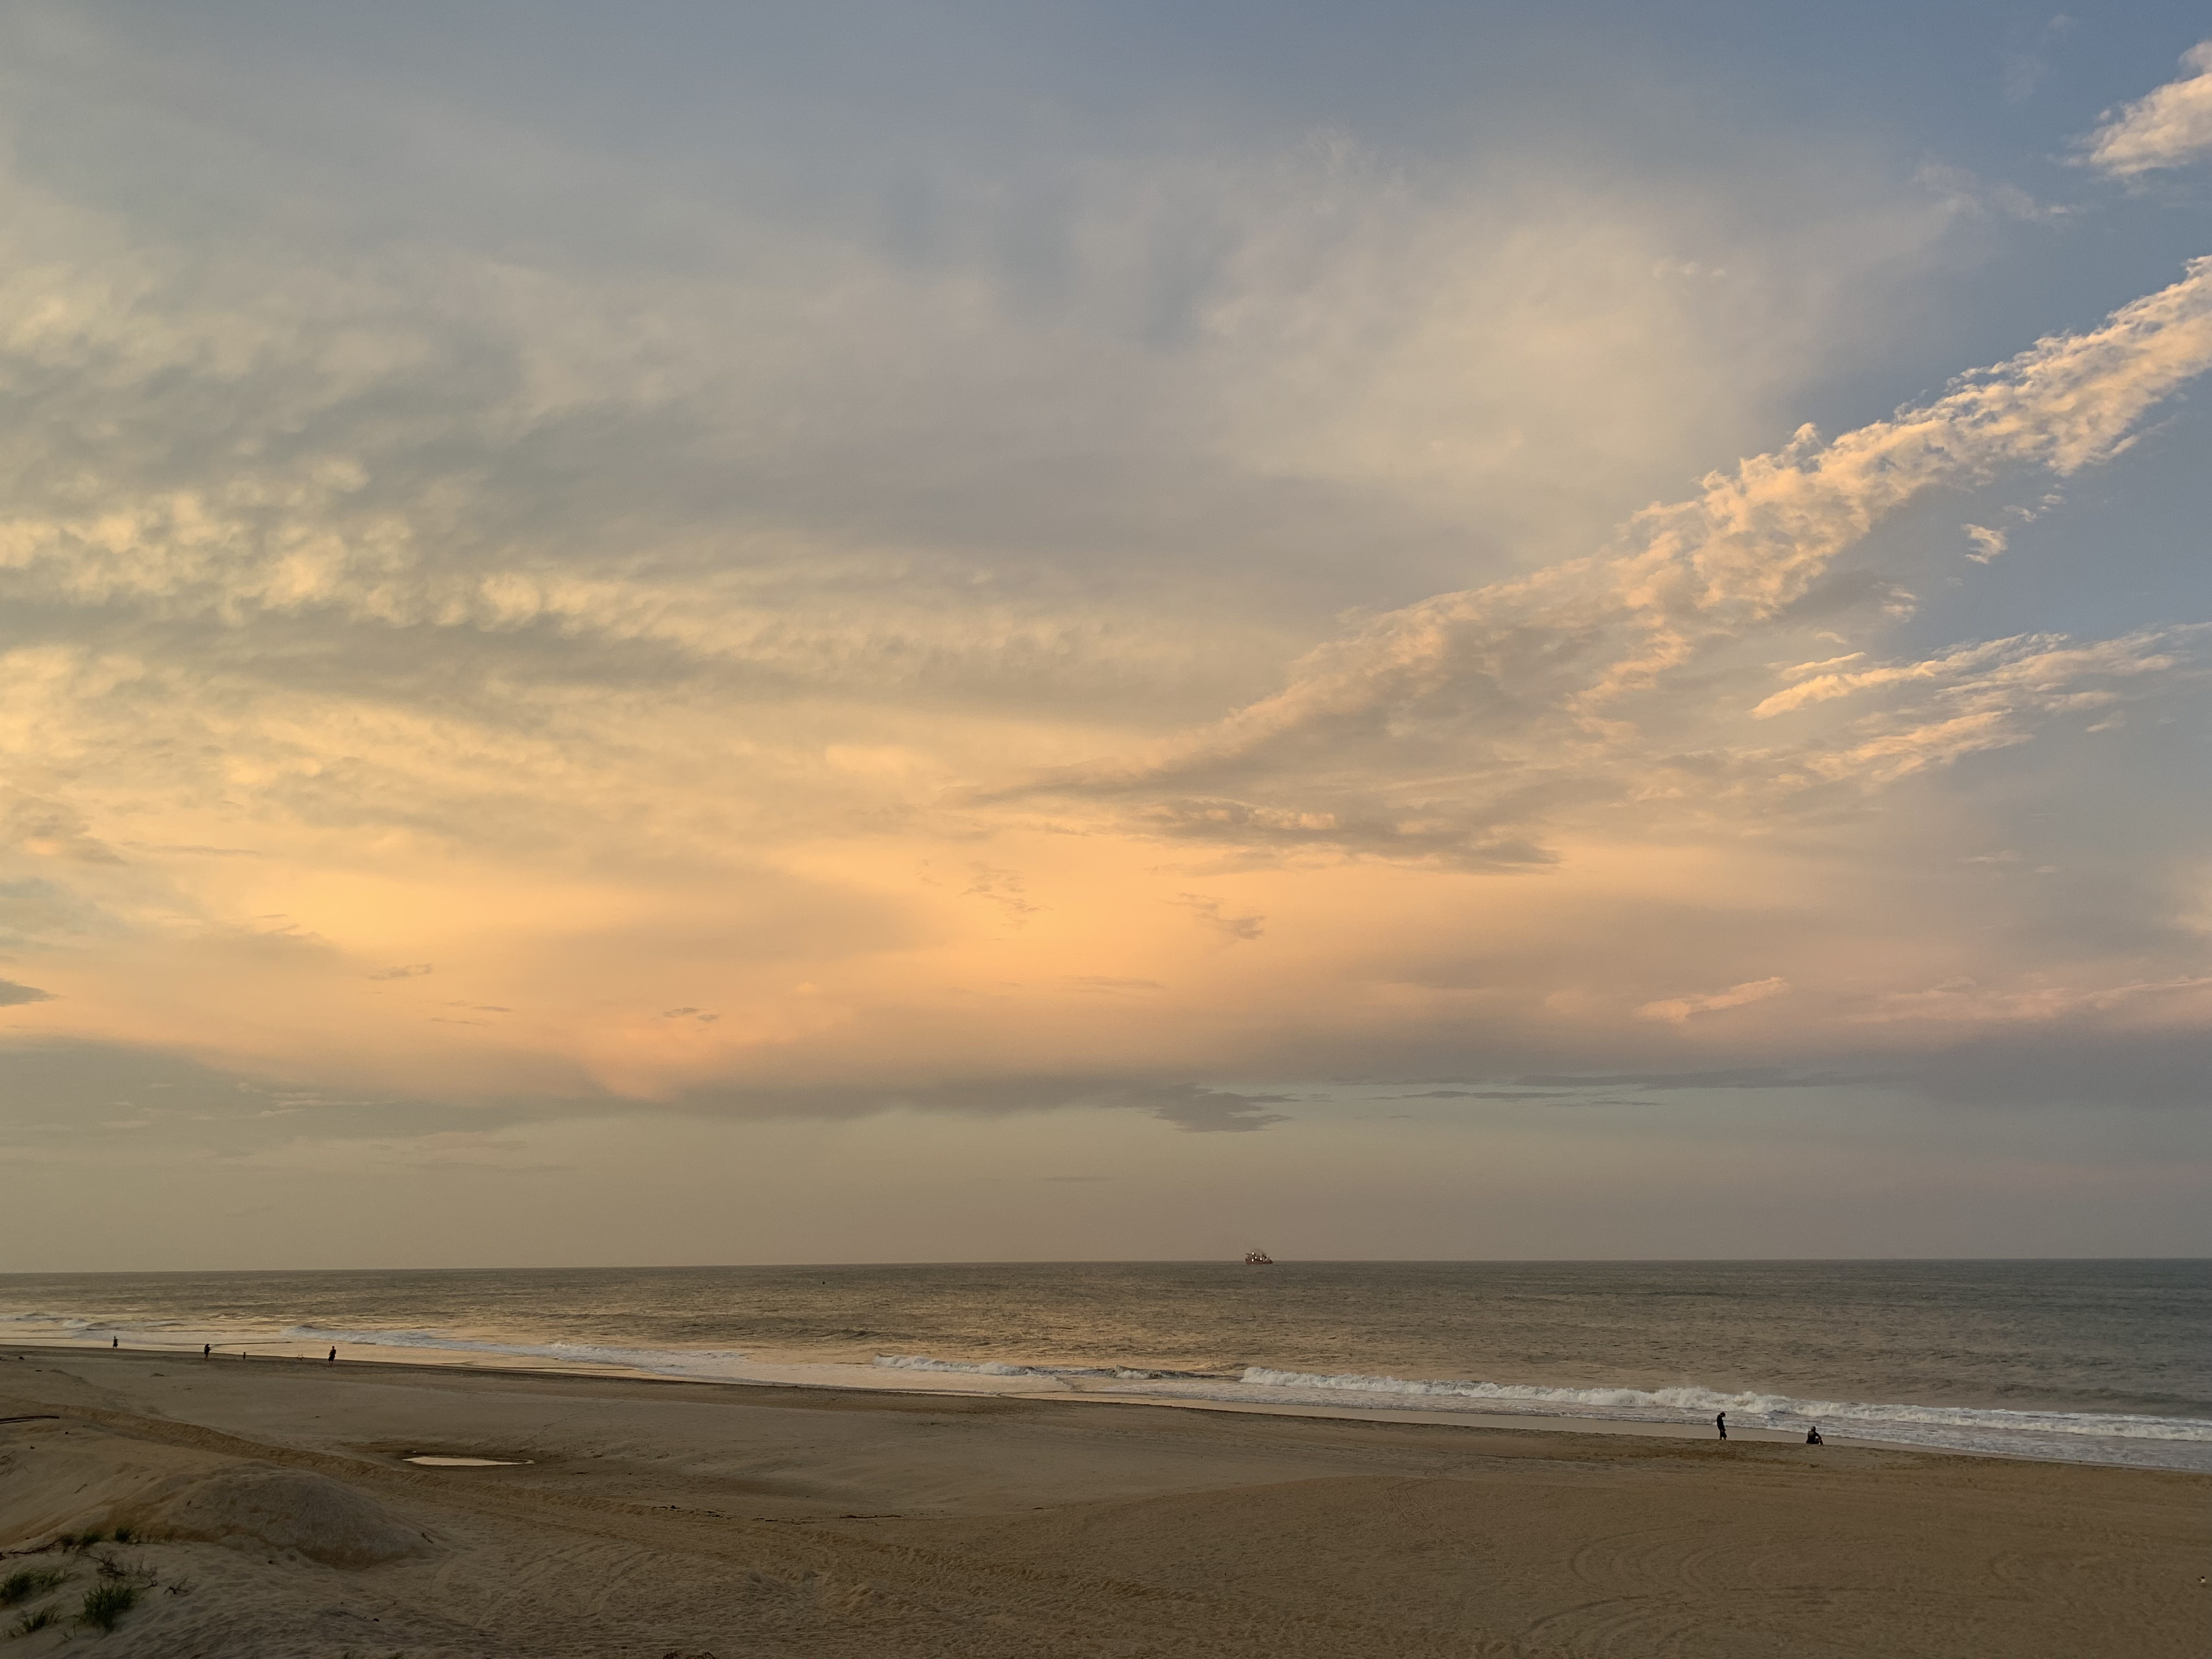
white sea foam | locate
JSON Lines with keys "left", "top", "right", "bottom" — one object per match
{"left": 874, "top": 1355, "right": 1043, "bottom": 1376}
{"left": 871, "top": 1355, "right": 2212, "bottom": 1466}
{"left": 873, "top": 1355, "right": 1209, "bottom": 1381}
{"left": 280, "top": 1325, "right": 758, "bottom": 1381}
{"left": 0, "top": 1310, "right": 761, "bottom": 1382}
{"left": 1232, "top": 1367, "right": 2212, "bottom": 1444}
{"left": 859, "top": 1354, "right": 2212, "bottom": 1467}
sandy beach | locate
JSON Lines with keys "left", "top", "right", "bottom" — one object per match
{"left": 1, "top": 1345, "right": 2203, "bottom": 1658}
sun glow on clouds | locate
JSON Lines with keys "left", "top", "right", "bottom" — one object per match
{"left": 5, "top": 242, "right": 2211, "bottom": 1104}
{"left": 14, "top": 222, "right": 2212, "bottom": 1106}
{"left": 0, "top": 8, "right": 2208, "bottom": 1268}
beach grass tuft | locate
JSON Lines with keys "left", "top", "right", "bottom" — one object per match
{"left": 77, "top": 1581, "right": 139, "bottom": 1631}
{"left": 0, "top": 1568, "right": 67, "bottom": 1609}
{"left": 9, "top": 1606, "right": 60, "bottom": 1637}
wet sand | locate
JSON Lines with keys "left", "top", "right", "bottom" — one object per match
{"left": 2, "top": 1345, "right": 2203, "bottom": 1657}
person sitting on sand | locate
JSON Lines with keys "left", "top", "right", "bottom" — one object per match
{"left": 1715, "top": 1412, "right": 1727, "bottom": 1439}
{"left": 1805, "top": 1426, "right": 1823, "bottom": 1444}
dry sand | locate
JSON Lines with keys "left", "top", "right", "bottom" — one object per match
{"left": 1, "top": 1346, "right": 2202, "bottom": 1658}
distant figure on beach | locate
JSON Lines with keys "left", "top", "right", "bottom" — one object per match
{"left": 328, "top": 1347, "right": 337, "bottom": 1363}
{"left": 1805, "top": 1426, "right": 1823, "bottom": 1445}
{"left": 110, "top": 1336, "right": 117, "bottom": 1348}
{"left": 201, "top": 1344, "right": 210, "bottom": 1358}
{"left": 1715, "top": 1412, "right": 1727, "bottom": 1439}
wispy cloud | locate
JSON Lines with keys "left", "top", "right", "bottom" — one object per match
{"left": 1010, "top": 261, "right": 2212, "bottom": 863}
{"left": 1963, "top": 523, "right": 2008, "bottom": 563}
{"left": 1859, "top": 975, "right": 2212, "bottom": 1025}
{"left": 2083, "top": 42, "right": 2212, "bottom": 176}
{"left": 1171, "top": 894, "right": 1266, "bottom": 943}
{"left": 1637, "top": 978, "right": 1791, "bottom": 1024}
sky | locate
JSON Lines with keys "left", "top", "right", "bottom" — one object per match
{"left": 2, "top": 2, "right": 2209, "bottom": 1269}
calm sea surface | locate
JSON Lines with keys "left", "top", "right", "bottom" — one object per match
{"left": 3, "top": 1260, "right": 2206, "bottom": 1469}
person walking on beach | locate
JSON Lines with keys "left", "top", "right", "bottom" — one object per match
{"left": 1715, "top": 1412, "right": 1728, "bottom": 1440}
{"left": 328, "top": 1346, "right": 337, "bottom": 1363}
{"left": 201, "top": 1344, "right": 210, "bottom": 1358}
{"left": 110, "top": 1336, "right": 117, "bottom": 1348}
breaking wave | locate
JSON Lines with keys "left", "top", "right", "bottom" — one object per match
{"left": 1233, "top": 1367, "right": 2212, "bottom": 1445}
{"left": 0, "top": 1311, "right": 758, "bottom": 1384}
{"left": 873, "top": 1355, "right": 1214, "bottom": 1381}
{"left": 279, "top": 1326, "right": 756, "bottom": 1380}
{"left": 860, "top": 1352, "right": 2212, "bottom": 1466}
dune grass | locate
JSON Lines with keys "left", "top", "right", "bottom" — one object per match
{"left": 0, "top": 1568, "right": 67, "bottom": 1608}
{"left": 77, "top": 1581, "right": 138, "bottom": 1631}
{"left": 9, "top": 1606, "right": 60, "bottom": 1637}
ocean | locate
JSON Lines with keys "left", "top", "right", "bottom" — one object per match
{"left": 3, "top": 1259, "right": 2207, "bottom": 1471}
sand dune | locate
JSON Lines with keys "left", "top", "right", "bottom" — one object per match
{"left": 2, "top": 1346, "right": 2203, "bottom": 1657}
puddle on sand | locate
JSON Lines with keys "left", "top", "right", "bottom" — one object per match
{"left": 404, "top": 1455, "right": 528, "bottom": 1467}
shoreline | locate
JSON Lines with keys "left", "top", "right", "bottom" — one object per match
{"left": 0, "top": 1338, "right": 2172, "bottom": 1470}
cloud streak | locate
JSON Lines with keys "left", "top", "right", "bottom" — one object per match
{"left": 1011, "top": 259, "right": 2212, "bottom": 863}
{"left": 2084, "top": 42, "right": 2212, "bottom": 176}
{"left": 1637, "top": 978, "right": 1791, "bottom": 1024}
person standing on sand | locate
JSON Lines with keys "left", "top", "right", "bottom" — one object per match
{"left": 1715, "top": 1412, "right": 1727, "bottom": 1439}
{"left": 328, "top": 1347, "right": 337, "bottom": 1363}
{"left": 201, "top": 1344, "right": 210, "bottom": 1358}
